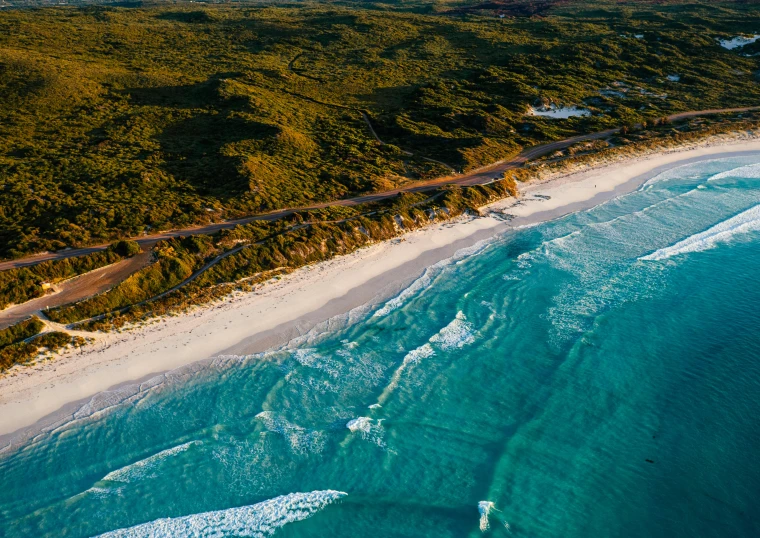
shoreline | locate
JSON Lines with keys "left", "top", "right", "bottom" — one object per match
{"left": 3, "top": 136, "right": 760, "bottom": 447}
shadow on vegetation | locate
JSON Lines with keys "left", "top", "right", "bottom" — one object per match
{"left": 155, "top": 10, "right": 217, "bottom": 24}
{"left": 158, "top": 113, "right": 278, "bottom": 198}
{"left": 123, "top": 73, "right": 244, "bottom": 109}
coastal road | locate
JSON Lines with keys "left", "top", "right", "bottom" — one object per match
{"left": 2, "top": 105, "right": 758, "bottom": 272}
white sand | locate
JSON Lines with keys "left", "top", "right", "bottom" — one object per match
{"left": 3, "top": 135, "right": 760, "bottom": 439}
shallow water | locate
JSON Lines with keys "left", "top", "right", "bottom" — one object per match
{"left": 718, "top": 35, "right": 760, "bottom": 50}
{"left": 3, "top": 155, "right": 760, "bottom": 537}
{"left": 527, "top": 105, "right": 591, "bottom": 118}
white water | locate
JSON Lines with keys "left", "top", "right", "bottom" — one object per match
{"left": 95, "top": 490, "right": 347, "bottom": 537}
{"left": 100, "top": 441, "right": 201, "bottom": 483}
{"left": 255, "top": 411, "right": 326, "bottom": 455}
{"left": 641, "top": 204, "right": 760, "bottom": 261}
{"left": 709, "top": 162, "right": 760, "bottom": 181}
{"left": 346, "top": 417, "right": 385, "bottom": 447}
{"left": 430, "top": 311, "right": 476, "bottom": 350}
{"left": 478, "top": 501, "right": 494, "bottom": 532}
{"left": 370, "top": 311, "right": 476, "bottom": 409}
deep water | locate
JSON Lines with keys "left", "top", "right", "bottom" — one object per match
{"left": 3, "top": 156, "right": 760, "bottom": 537}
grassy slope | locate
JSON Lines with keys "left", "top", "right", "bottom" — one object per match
{"left": 1, "top": 0, "right": 760, "bottom": 257}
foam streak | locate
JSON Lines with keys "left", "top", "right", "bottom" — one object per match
{"left": 641, "top": 204, "right": 760, "bottom": 261}
{"left": 95, "top": 490, "right": 347, "bottom": 537}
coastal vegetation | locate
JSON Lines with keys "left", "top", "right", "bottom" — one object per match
{"left": 48, "top": 179, "right": 517, "bottom": 330}
{"left": 0, "top": 316, "right": 85, "bottom": 371}
{"left": 0, "top": 240, "right": 140, "bottom": 310}
{"left": 2, "top": 0, "right": 760, "bottom": 258}
{"left": 0, "top": 316, "right": 43, "bottom": 348}
{"left": 36, "top": 109, "right": 760, "bottom": 336}
{"left": 516, "top": 110, "right": 760, "bottom": 180}
{"left": 0, "top": 331, "right": 83, "bottom": 371}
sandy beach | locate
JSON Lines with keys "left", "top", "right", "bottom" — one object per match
{"left": 3, "top": 134, "right": 760, "bottom": 444}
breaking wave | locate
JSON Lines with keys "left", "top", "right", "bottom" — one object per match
{"left": 375, "top": 343, "right": 436, "bottom": 405}
{"left": 373, "top": 311, "right": 475, "bottom": 406}
{"left": 477, "top": 501, "right": 510, "bottom": 533}
{"left": 95, "top": 490, "right": 347, "bottom": 537}
{"left": 430, "top": 311, "right": 476, "bottom": 350}
{"left": 478, "top": 501, "right": 494, "bottom": 532}
{"left": 255, "top": 411, "right": 326, "bottom": 455}
{"left": 372, "top": 265, "right": 442, "bottom": 318}
{"left": 100, "top": 441, "right": 201, "bottom": 484}
{"left": 372, "top": 238, "right": 497, "bottom": 318}
{"left": 708, "top": 162, "right": 760, "bottom": 182}
{"left": 346, "top": 417, "right": 386, "bottom": 448}
{"left": 641, "top": 203, "right": 760, "bottom": 261}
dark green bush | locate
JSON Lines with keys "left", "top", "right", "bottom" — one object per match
{"left": 0, "top": 331, "right": 74, "bottom": 372}
{"left": 0, "top": 316, "right": 44, "bottom": 349}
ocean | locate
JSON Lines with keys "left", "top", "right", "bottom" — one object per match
{"left": 3, "top": 155, "right": 760, "bottom": 537}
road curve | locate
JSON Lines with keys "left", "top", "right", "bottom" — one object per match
{"left": 2, "top": 105, "right": 758, "bottom": 272}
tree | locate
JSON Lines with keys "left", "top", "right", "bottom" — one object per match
{"left": 112, "top": 240, "right": 141, "bottom": 258}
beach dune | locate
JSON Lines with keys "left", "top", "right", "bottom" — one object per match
{"left": 3, "top": 135, "right": 760, "bottom": 444}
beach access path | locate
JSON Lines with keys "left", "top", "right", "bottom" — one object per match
{"left": 3, "top": 133, "right": 760, "bottom": 445}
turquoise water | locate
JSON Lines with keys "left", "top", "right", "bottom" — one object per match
{"left": 3, "top": 155, "right": 760, "bottom": 537}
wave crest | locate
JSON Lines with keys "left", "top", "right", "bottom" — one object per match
{"left": 95, "top": 490, "right": 347, "bottom": 537}
{"left": 641, "top": 204, "right": 760, "bottom": 261}
{"left": 478, "top": 501, "right": 494, "bottom": 532}
{"left": 708, "top": 162, "right": 760, "bottom": 182}
{"left": 346, "top": 417, "right": 386, "bottom": 448}
{"left": 430, "top": 311, "right": 476, "bottom": 350}
{"left": 101, "top": 441, "right": 201, "bottom": 484}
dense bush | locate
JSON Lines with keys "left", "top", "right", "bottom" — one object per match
{"left": 0, "top": 331, "right": 77, "bottom": 372}
{"left": 2, "top": 1, "right": 760, "bottom": 258}
{"left": 0, "top": 316, "right": 44, "bottom": 349}
{"left": 0, "top": 242, "right": 143, "bottom": 309}
{"left": 112, "top": 240, "right": 142, "bottom": 258}
{"left": 46, "top": 237, "right": 209, "bottom": 323}
{"left": 69, "top": 179, "right": 517, "bottom": 330}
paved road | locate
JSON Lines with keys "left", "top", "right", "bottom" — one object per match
{"left": 2, "top": 106, "right": 758, "bottom": 272}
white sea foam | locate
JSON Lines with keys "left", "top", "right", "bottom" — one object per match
{"left": 375, "top": 343, "right": 436, "bottom": 405}
{"left": 642, "top": 157, "right": 741, "bottom": 186}
{"left": 478, "top": 501, "right": 495, "bottom": 532}
{"left": 430, "top": 311, "right": 475, "bottom": 350}
{"left": 372, "top": 238, "right": 497, "bottom": 318}
{"left": 708, "top": 162, "right": 760, "bottom": 182}
{"left": 101, "top": 441, "right": 201, "bottom": 483}
{"left": 374, "top": 312, "right": 474, "bottom": 406}
{"left": 255, "top": 411, "right": 325, "bottom": 455}
{"left": 641, "top": 204, "right": 760, "bottom": 261}
{"left": 94, "top": 490, "right": 347, "bottom": 537}
{"left": 373, "top": 266, "right": 440, "bottom": 317}
{"left": 291, "top": 349, "right": 340, "bottom": 378}
{"left": 346, "top": 417, "right": 385, "bottom": 447}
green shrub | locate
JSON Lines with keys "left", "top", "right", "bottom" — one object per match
{"left": 0, "top": 316, "right": 44, "bottom": 349}
{"left": 0, "top": 331, "right": 74, "bottom": 372}
{"left": 112, "top": 240, "right": 142, "bottom": 258}
{"left": 0, "top": 245, "right": 128, "bottom": 309}
{"left": 3, "top": 1, "right": 760, "bottom": 258}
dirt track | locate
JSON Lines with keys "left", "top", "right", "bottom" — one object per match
{"left": 0, "top": 252, "right": 151, "bottom": 329}
{"left": 2, "top": 105, "right": 757, "bottom": 273}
